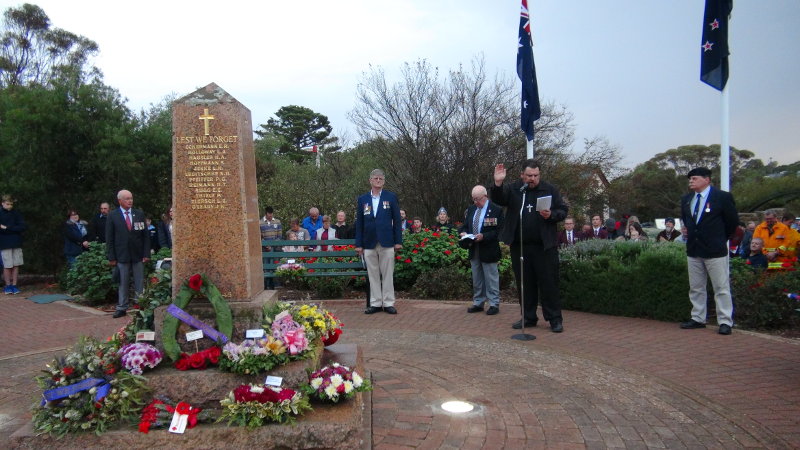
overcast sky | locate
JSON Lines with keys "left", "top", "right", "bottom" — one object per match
{"left": 3, "top": 0, "right": 798, "bottom": 168}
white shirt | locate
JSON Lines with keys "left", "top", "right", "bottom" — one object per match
{"left": 691, "top": 186, "right": 711, "bottom": 222}
{"left": 370, "top": 190, "right": 382, "bottom": 217}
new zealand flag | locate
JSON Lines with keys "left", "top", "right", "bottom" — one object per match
{"left": 517, "top": 0, "right": 541, "bottom": 141}
{"left": 700, "top": 0, "right": 733, "bottom": 90}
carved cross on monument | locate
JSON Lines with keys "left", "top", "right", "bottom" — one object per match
{"left": 198, "top": 108, "right": 215, "bottom": 136}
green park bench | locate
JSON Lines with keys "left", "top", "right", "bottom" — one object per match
{"left": 262, "top": 239, "right": 367, "bottom": 280}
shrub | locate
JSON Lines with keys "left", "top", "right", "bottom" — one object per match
{"left": 560, "top": 241, "right": 688, "bottom": 321}
{"left": 310, "top": 276, "right": 347, "bottom": 299}
{"left": 411, "top": 265, "right": 471, "bottom": 299}
{"left": 62, "top": 242, "right": 115, "bottom": 304}
{"left": 730, "top": 258, "right": 800, "bottom": 329}
{"left": 62, "top": 244, "right": 172, "bottom": 305}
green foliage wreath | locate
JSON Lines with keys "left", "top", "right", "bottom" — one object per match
{"left": 162, "top": 274, "right": 233, "bottom": 361}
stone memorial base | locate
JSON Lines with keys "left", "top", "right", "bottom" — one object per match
{"left": 11, "top": 344, "right": 371, "bottom": 449}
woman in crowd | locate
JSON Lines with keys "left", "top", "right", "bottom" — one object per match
{"left": 616, "top": 222, "right": 649, "bottom": 242}
{"left": 623, "top": 215, "right": 646, "bottom": 239}
{"left": 63, "top": 209, "right": 89, "bottom": 267}
{"left": 431, "top": 207, "right": 454, "bottom": 233}
{"left": 315, "top": 215, "right": 338, "bottom": 251}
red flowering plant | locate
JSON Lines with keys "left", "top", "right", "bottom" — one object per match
{"left": 393, "top": 229, "right": 469, "bottom": 290}
{"left": 217, "top": 384, "right": 311, "bottom": 428}
{"left": 174, "top": 346, "right": 221, "bottom": 371}
{"left": 138, "top": 397, "right": 213, "bottom": 433}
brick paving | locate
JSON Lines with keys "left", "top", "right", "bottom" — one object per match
{"left": 1, "top": 295, "right": 798, "bottom": 449}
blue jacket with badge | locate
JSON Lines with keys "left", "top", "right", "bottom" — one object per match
{"left": 355, "top": 190, "right": 402, "bottom": 249}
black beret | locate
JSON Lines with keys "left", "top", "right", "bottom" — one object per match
{"left": 687, "top": 167, "right": 712, "bottom": 178}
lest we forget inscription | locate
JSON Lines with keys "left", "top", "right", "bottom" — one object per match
{"left": 171, "top": 83, "right": 263, "bottom": 301}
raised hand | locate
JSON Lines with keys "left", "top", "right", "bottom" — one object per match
{"left": 494, "top": 164, "right": 507, "bottom": 186}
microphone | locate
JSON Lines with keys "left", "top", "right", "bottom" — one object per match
{"left": 519, "top": 184, "right": 527, "bottom": 193}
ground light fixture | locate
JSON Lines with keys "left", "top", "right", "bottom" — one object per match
{"left": 440, "top": 401, "right": 474, "bottom": 413}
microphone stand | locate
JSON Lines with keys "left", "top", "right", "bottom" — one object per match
{"left": 512, "top": 184, "right": 536, "bottom": 341}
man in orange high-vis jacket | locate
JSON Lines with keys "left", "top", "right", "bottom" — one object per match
{"left": 753, "top": 210, "right": 793, "bottom": 270}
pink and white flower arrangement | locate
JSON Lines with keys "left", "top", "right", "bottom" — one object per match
{"left": 118, "top": 343, "right": 163, "bottom": 375}
{"left": 301, "top": 362, "right": 371, "bottom": 403}
{"left": 271, "top": 311, "right": 309, "bottom": 355}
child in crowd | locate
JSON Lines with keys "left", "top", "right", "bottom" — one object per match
{"left": 283, "top": 231, "right": 303, "bottom": 252}
{"left": 745, "top": 237, "right": 768, "bottom": 269}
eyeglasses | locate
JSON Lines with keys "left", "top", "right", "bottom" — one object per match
{"left": 472, "top": 195, "right": 486, "bottom": 201}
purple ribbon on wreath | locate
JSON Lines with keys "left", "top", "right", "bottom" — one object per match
{"left": 41, "top": 377, "right": 111, "bottom": 406}
{"left": 166, "top": 304, "right": 229, "bottom": 344}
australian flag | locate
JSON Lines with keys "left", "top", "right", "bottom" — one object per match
{"left": 517, "top": 0, "right": 541, "bottom": 141}
{"left": 700, "top": 0, "right": 732, "bottom": 90}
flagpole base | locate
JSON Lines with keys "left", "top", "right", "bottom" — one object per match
{"left": 511, "top": 333, "right": 536, "bottom": 341}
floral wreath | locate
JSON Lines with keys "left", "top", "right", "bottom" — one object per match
{"left": 161, "top": 274, "right": 233, "bottom": 361}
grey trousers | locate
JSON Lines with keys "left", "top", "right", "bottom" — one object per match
{"left": 687, "top": 256, "right": 733, "bottom": 326}
{"left": 364, "top": 245, "right": 396, "bottom": 307}
{"left": 117, "top": 261, "right": 144, "bottom": 312}
{"left": 471, "top": 255, "right": 500, "bottom": 308}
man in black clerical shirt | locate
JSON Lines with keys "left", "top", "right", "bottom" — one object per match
{"left": 490, "top": 159, "right": 568, "bottom": 333}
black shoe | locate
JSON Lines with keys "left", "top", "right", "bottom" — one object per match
{"left": 550, "top": 319, "right": 563, "bottom": 333}
{"left": 383, "top": 306, "right": 397, "bottom": 314}
{"left": 467, "top": 305, "right": 484, "bottom": 313}
{"left": 112, "top": 310, "right": 127, "bottom": 319}
{"left": 486, "top": 306, "right": 499, "bottom": 315}
{"left": 364, "top": 306, "right": 382, "bottom": 315}
{"left": 718, "top": 324, "right": 732, "bottom": 335}
{"left": 680, "top": 320, "right": 706, "bottom": 329}
{"left": 511, "top": 319, "right": 537, "bottom": 329}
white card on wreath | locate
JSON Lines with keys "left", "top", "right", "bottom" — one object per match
{"left": 265, "top": 376, "right": 283, "bottom": 387}
{"left": 168, "top": 411, "right": 187, "bottom": 434}
{"left": 287, "top": 259, "right": 296, "bottom": 264}
{"left": 246, "top": 329, "right": 265, "bottom": 339}
{"left": 136, "top": 331, "right": 155, "bottom": 342}
{"left": 185, "top": 330, "right": 204, "bottom": 341}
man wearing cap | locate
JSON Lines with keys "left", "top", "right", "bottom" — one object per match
{"left": 679, "top": 167, "right": 738, "bottom": 335}
{"left": 657, "top": 218, "right": 681, "bottom": 242}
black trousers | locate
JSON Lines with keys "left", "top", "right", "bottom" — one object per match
{"left": 510, "top": 243, "right": 562, "bottom": 323}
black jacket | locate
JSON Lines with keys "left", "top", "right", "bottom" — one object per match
{"left": 489, "top": 180, "right": 568, "bottom": 250}
{"left": 106, "top": 208, "right": 150, "bottom": 263}
{"left": 680, "top": 187, "right": 738, "bottom": 258}
{"left": 459, "top": 201, "right": 504, "bottom": 263}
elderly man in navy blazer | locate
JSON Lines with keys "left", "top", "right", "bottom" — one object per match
{"left": 106, "top": 189, "right": 150, "bottom": 318}
{"left": 355, "top": 169, "right": 403, "bottom": 315}
{"left": 460, "top": 185, "right": 504, "bottom": 315}
{"left": 679, "top": 167, "right": 738, "bottom": 335}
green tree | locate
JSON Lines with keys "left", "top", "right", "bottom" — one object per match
{"left": 0, "top": 3, "right": 99, "bottom": 88}
{"left": 255, "top": 105, "right": 338, "bottom": 163}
